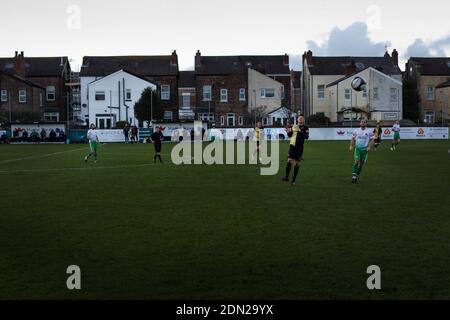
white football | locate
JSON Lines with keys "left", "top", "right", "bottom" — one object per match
{"left": 351, "top": 77, "right": 367, "bottom": 92}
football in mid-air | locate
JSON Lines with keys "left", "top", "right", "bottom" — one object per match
{"left": 351, "top": 76, "right": 367, "bottom": 92}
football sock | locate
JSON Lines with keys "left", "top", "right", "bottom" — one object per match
{"left": 285, "top": 162, "right": 292, "bottom": 178}
{"left": 158, "top": 155, "right": 162, "bottom": 162}
{"left": 292, "top": 165, "right": 300, "bottom": 182}
{"left": 352, "top": 163, "right": 358, "bottom": 176}
{"left": 357, "top": 164, "right": 363, "bottom": 176}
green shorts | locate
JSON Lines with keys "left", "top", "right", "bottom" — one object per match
{"left": 89, "top": 140, "right": 98, "bottom": 152}
{"left": 354, "top": 147, "right": 368, "bottom": 162}
{"left": 394, "top": 132, "right": 400, "bottom": 140}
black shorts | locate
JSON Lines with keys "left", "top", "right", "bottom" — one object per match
{"left": 288, "top": 145, "right": 303, "bottom": 161}
{"left": 375, "top": 138, "right": 381, "bottom": 144}
{"left": 154, "top": 142, "right": 162, "bottom": 153}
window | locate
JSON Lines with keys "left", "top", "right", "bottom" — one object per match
{"left": 238, "top": 116, "right": 243, "bottom": 126}
{"left": 425, "top": 111, "right": 435, "bottom": 124}
{"left": 1, "top": 90, "right": 7, "bottom": 102}
{"left": 164, "top": 111, "right": 173, "bottom": 120}
{"left": 390, "top": 88, "right": 398, "bottom": 101}
{"left": 220, "top": 115, "right": 225, "bottom": 126}
{"left": 46, "top": 86, "right": 55, "bottom": 101}
{"left": 203, "top": 85, "right": 212, "bottom": 101}
{"left": 239, "top": 88, "right": 246, "bottom": 101}
{"left": 125, "top": 89, "right": 132, "bottom": 101}
{"left": 198, "top": 113, "right": 214, "bottom": 122}
{"left": 44, "top": 112, "right": 59, "bottom": 122}
{"left": 161, "top": 85, "right": 170, "bottom": 100}
{"left": 182, "top": 94, "right": 190, "bottom": 109}
{"left": 373, "top": 87, "right": 379, "bottom": 100}
{"left": 19, "top": 90, "right": 27, "bottom": 103}
{"left": 260, "top": 88, "right": 275, "bottom": 98}
{"left": 344, "top": 89, "right": 351, "bottom": 101}
{"left": 220, "top": 89, "right": 228, "bottom": 102}
{"left": 317, "top": 85, "right": 325, "bottom": 99}
{"left": 427, "top": 85, "right": 435, "bottom": 100}
{"left": 281, "top": 85, "right": 285, "bottom": 99}
{"left": 95, "top": 91, "right": 105, "bottom": 101}
{"left": 362, "top": 87, "right": 367, "bottom": 98}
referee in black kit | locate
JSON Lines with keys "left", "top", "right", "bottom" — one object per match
{"left": 150, "top": 126, "right": 164, "bottom": 163}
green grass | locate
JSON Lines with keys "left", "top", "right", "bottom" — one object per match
{"left": 0, "top": 140, "right": 449, "bottom": 299}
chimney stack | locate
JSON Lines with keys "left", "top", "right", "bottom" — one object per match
{"left": 303, "top": 50, "right": 313, "bottom": 66}
{"left": 14, "top": 50, "right": 26, "bottom": 77}
{"left": 283, "top": 53, "right": 289, "bottom": 66}
{"left": 345, "top": 59, "right": 356, "bottom": 76}
{"left": 170, "top": 50, "right": 178, "bottom": 66}
{"left": 391, "top": 49, "right": 399, "bottom": 66}
{"left": 195, "top": 50, "right": 202, "bottom": 67}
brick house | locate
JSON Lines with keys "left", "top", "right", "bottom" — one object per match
{"left": 0, "top": 51, "right": 71, "bottom": 122}
{"left": 79, "top": 51, "right": 179, "bottom": 125}
{"left": 178, "top": 71, "right": 196, "bottom": 121}
{"left": 405, "top": 57, "right": 450, "bottom": 124}
{"left": 0, "top": 71, "right": 46, "bottom": 119}
{"left": 194, "top": 51, "right": 291, "bottom": 127}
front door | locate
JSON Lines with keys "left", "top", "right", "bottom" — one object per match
{"left": 227, "top": 113, "right": 235, "bottom": 127}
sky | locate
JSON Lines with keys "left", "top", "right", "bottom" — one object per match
{"left": 1, "top": 0, "right": 449, "bottom": 71}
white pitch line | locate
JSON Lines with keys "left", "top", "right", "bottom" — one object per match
{"left": 0, "top": 163, "right": 159, "bottom": 174}
{"left": 0, "top": 146, "right": 89, "bottom": 164}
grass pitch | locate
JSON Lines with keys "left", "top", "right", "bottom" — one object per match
{"left": 0, "top": 140, "right": 449, "bottom": 299}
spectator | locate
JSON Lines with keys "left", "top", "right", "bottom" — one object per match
{"left": 132, "top": 126, "right": 138, "bottom": 143}
{"left": 49, "top": 129, "right": 57, "bottom": 142}
{"left": 58, "top": 130, "right": 66, "bottom": 142}
{"left": 123, "top": 125, "right": 129, "bottom": 143}
{"left": 13, "top": 128, "right": 19, "bottom": 141}
{"left": 30, "top": 130, "right": 39, "bottom": 143}
{"left": 40, "top": 128, "right": 46, "bottom": 142}
{"left": 1, "top": 133, "right": 9, "bottom": 144}
{"left": 22, "top": 130, "right": 29, "bottom": 142}
{"left": 129, "top": 126, "right": 135, "bottom": 144}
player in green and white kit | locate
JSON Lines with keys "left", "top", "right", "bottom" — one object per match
{"left": 391, "top": 121, "right": 401, "bottom": 151}
{"left": 349, "top": 118, "right": 375, "bottom": 183}
{"left": 85, "top": 123, "right": 100, "bottom": 163}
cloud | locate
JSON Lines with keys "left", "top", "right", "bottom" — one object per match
{"left": 307, "top": 22, "right": 389, "bottom": 56}
{"left": 405, "top": 36, "right": 450, "bottom": 57}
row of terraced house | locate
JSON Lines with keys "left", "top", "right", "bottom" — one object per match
{"left": 1, "top": 50, "right": 450, "bottom": 127}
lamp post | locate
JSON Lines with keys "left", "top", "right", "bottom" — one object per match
{"left": 253, "top": 89, "right": 256, "bottom": 126}
{"left": 150, "top": 87, "right": 153, "bottom": 128}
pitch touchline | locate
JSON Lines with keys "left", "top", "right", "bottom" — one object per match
{"left": 0, "top": 147, "right": 89, "bottom": 164}
{"left": 0, "top": 163, "right": 159, "bottom": 174}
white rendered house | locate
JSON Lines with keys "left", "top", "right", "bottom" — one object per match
{"left": 86, "top": 69, "right": 157, "bottom": 128}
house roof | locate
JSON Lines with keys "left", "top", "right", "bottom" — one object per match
{"left": 80, "top": 55, "right": 178, "bottom": 77}
{"left": 326, "top": 66, "right": 402, "bottom": 88}
{"left": 195, "top": 55, "right": 290, "bottom": 76}
{"left": 178, "top": 71, "right": 196, "bottom": 87}
{"left": 268, "top": 106, "right": 296, "bottom": 115}
{"left": 0, "top": 71, "right": 45, "bottom": 89}
{"left": 409, "top": 57, "right": 450, "bottom": 76}
{"left": 0, "top": 56, "right": 69, "bottom": 77}
{"left": 87, "top": 69, "right": 158, "bottom": 87}
{"left": 436, "top": 80, "right": 450, "bottom": 89}
{"left": 307, "top": 56, "right": 401, "bottom": 76}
